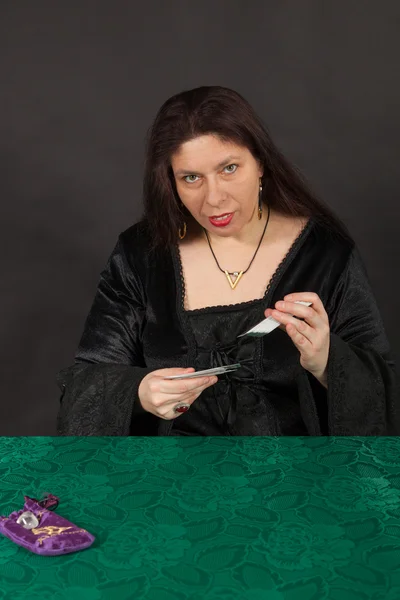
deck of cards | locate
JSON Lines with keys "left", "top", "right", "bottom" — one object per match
{"left": 163, "top": 301, "right": 313, "bottom": 379}
{"left": 164, "top": 363, "right": 242, "bottom": 380}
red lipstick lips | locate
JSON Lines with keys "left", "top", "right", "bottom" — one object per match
{"left": 208, "top": 213, "right": 234, "bottom": 227}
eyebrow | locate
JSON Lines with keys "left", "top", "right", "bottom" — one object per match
{"left": 174, "top": 155, "right": 242, "bottom": 176}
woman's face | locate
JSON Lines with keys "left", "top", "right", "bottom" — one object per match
{"left": 170, "top": 134, "right": 263, "bottom": 237}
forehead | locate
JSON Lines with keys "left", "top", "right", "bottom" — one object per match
{"left": 171, "top": 135, "right": 248, "bottom": 166}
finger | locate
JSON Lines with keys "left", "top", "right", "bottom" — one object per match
{"left": 157, "top": 375, "right": 217, "bottom": 396}
{"left": 283, "top": 293, "right": 326, "bottom": 315}
{"left": 272, "top": 311, "right": 315, "bottom": 342}
{"left": 265, "top": 303, "right": 321, "bottom": 326}
{"left": 274, "top": 301, "right": 319, "bottom": 325}
{"left": 160, "top": 376, "right": 218, "bottom": 412}
{"left": 154, "top": 367, "right": 195, "bottom": 376}
{"left": 159, "top": 383, "right": 212, "bottom": 419}
{"left": 166, "top": 375, "right": 218, "bottom": 400}
{"left": 285, "top": 322, "right": 313, "bottom": 349}
{"left": 264, "top": 307, "right": 288, "bottom": 322}
{"left": 264, "top": 310, "right": 309, "bottom": 334}
{"left": 161, "top": 403, "right": 192, "bottom": 420}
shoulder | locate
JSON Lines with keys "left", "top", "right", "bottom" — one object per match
{"left": 117, "top": 219, "right": 157, "bottom": 261}
{"left": 119, "top": 219, "right": 152, "bottom": 249}
{"left": 116, "top": 219, "right": 170, "bottom": 275}
{"left": 308, "top": 215, "right": 355, "bottom": 267}
{"left": 274, "top": 211, "right": 355, "bottom": 267}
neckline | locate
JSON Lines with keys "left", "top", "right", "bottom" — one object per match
{"left": 171, "top": 216, "right": 315, "bottom": 315}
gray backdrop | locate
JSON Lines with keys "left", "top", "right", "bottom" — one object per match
{"left": 1, "top": 1, "right": 399, "bottom": 435}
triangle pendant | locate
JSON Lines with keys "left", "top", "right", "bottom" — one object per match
{"left": 224, "top": 270, "right": 244, "bottom": 290}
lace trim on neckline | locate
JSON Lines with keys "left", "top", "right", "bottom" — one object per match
{"left": 173, "top": 216, "right": 314, "bottom": 315}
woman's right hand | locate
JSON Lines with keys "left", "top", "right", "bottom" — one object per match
{"left": 138, "top": 368, "right": 218, "bottom": 420}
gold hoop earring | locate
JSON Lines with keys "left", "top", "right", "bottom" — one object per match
{"left": 178, "top": 222, "right": 187, "bottom": 239}
{"left": 258, "top": 179, "right": 263, "bottom": 220}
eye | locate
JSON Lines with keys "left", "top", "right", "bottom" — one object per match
{"left": 183, "top": 174, "right": 200, "bottom": 183}
{"left": 224, "top": 164, "right": 238, "bottom": 173}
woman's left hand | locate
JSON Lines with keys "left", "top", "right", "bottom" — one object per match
{"left": 264, "top": 292, "right": 330, "bottom": 386}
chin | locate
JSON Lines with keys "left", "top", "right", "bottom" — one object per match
{"left": 212, "top": 226, "right": 237, "bottom": 235}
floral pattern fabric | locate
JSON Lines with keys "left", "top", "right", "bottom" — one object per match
{"left": 0, "top": 436, "right": 399, "bottom": 599}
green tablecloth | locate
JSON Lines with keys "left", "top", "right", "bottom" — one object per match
{"left": 0, "top": 436, "right": 400, "bottom": 599}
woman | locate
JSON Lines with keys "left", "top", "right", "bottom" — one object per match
{"left": 56, "top": 85, "right": 399, "bottom": 436}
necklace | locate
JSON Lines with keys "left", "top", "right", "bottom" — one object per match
{"left": 203, "top": 204, "right": 271, "bottom": 289}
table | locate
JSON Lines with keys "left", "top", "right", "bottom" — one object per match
{"left": 0, "top": 436, "right": 399, "bottom": 599}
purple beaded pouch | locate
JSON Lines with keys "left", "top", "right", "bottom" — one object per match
{"left": 0, "top": 494, "right": 95, "bottom": 555}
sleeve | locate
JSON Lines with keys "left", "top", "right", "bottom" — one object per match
{"left": 56, "top": 235, "right": 155, "bottom": 436}
{"left": 297, "top": 245, "right": 400, "bottom": 435}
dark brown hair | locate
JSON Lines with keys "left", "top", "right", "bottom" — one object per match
{"left": 142, "top": 85, "right": 353, "bottom": 250}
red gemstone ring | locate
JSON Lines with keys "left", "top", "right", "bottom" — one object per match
{"left": 174, "top": 403, "right": 190, "bottom": 414}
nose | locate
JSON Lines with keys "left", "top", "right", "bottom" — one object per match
{"left": 204, "top": 179, "right": 225, "bottom": 208}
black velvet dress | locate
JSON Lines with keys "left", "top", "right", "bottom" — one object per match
{"left": 56, "top": 217, "right": 400, "bottom": 436}
{"left": 170, "top": 303, "right": 310, "bottom": 436}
